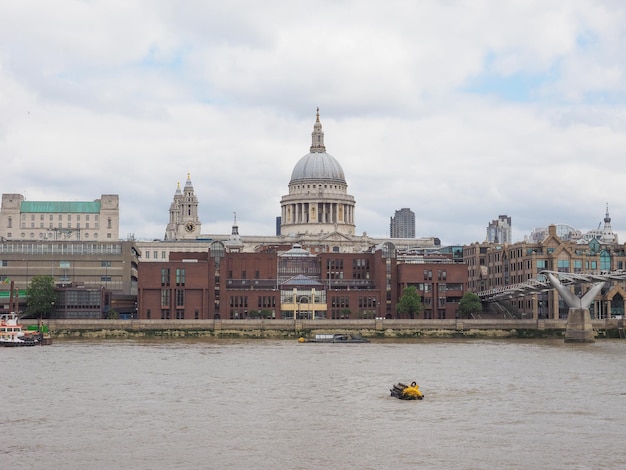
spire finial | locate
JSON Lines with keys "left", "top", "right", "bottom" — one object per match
{"left": 231, "top": 211, "right": 239, "bottom": 236}
{"left": 310, "top": 108, "right": 326, "bottom": 153}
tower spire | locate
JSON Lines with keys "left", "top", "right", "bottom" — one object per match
{"left": 231, "top": 211, "right": 239, "bottom": 236}
{"left": 310, "top": 107, "right": 326, "bottom": 153}
{"left": 184, "top": 172, "right": 193, "bottom": 189}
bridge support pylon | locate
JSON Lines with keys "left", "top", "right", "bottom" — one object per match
{"left": 564, "top": 308, "right": 595, "bottom": 343}
{"left": 545, "top": 272, "right": 602, "bottom": 344}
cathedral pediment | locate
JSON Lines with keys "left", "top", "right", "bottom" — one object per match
{"left": 318, "top": 231, "right": 354, "bottom": 242}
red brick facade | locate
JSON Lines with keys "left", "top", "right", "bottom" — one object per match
{"left": 137, "top": 247, "right": 468, "bottom": 320}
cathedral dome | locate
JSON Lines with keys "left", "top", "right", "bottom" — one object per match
{"left": 289, "top": 108, "right": 346, "bottom": 185}
{"left": 290, "top": 152, "right": 345, "bottom": 184}
{"left": 280, "top": 109, "right": 356, "bottom": 237}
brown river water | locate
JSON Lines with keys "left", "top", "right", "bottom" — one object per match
{"left": 3, "top": 339, "right": 626, "bottom": 469}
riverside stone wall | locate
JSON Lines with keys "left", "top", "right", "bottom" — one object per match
{"left": 22, "top": 318, "right": 626, "bottom": 340}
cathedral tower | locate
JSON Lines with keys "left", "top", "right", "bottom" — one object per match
{"left": 164, "top": 173, "right": 201, "bottom": 240}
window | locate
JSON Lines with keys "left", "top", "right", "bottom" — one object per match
{"left": 161, "top": 268, "right": 170, "bottom": 286}
{"left": 161, "top": 289, "right": 170, "bottom": 306}
{"left": 176, "top": 289, "right": 185, "bottom": 306}
{"left": 574, "top": 260, "right": 583, "bottom": 273}
{"left": 600, "top": 251, "right": 611, "bottom": 272}
{"left": 176, "top": 268, "right": 185, "bottom": 286}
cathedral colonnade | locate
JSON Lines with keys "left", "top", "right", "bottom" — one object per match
{"left": 281, "top": 202, "right": 354, "bottom": 225}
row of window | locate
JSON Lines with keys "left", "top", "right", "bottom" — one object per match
{"left": 9, "top": 215, "right": 111, "bottom": 228}
{"left": 423, "top": 270, "right": 448, "bottom": 281}
{"left": 21, "top": 214, "right": 100, "bottom": 221}
{"left": 160, "top": 268, "right": 186, "bottom": 286}
{"left": 6, "top": 231, "right": 112, "bottom": 239}
{"left": 0, "top": 242, "right": 122, "bottom": 254}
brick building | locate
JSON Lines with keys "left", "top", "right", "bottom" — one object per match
{"left": 464, "top": 224, "right": 626, "bottom": 319}
{"left": 137, "top": 242, "right": 467, "bottom": 320}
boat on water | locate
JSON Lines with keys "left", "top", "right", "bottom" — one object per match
{"left": 300, "top": 333, "right": 370, "bottom": 343}
{"left": 390, "top": 382, "right": 424, "bottom": 400}
{"left": 0, "top": 313, "right": 43, "bottom": 347}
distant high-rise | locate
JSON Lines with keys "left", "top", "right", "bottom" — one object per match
{"left": 390, "top": 208, "right": 415, "bottom": 238}
{"left": 486, "top": 215, "right": 512, "bottom": 243}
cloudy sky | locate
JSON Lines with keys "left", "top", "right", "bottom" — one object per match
{"left": 2, "top": 1, "right": 626, "bottom": 245}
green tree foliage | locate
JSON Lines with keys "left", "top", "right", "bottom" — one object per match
{"left": 459, "top": 292, "right": 483, "bottom": 318}
{"left": 397, "top": 285, "right": 423, "bottom": 318}
{"left": 25, "top": 275, "right": 56, "bottom": 319}
{"left": 249, "top": 309, "right": 272, "bottom": 319}
{"left": 107, "top": 308, "right": 120, "bottom": 319}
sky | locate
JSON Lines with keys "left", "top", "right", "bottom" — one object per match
{"left": 2, "top": 0, "right": 626, "bottom": 246}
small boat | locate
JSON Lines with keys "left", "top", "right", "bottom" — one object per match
{"left": 0, "top": 313, "right": 42, "bottom": 347}
{"left": 390, "top": 382, "right": 424, "bottom": 400}
{"left": 300, "top": 333, "right": 370, "bottom": 343}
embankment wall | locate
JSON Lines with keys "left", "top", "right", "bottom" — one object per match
{"left": 23, "top": 318, "right": 626, "bottom": 340}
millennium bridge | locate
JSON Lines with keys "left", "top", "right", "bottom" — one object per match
{"left": 476, "top": 270, "right": 626, "bottom": 303}
{"left": 475, "top": 269, "right": 626, "bottom": 342}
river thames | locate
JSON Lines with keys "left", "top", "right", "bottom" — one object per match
{"left": 3, "top": 338, "right": 625, "bottom": 469}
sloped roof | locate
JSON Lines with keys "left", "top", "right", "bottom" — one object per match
{"left": 21, "top": 201, "right": 101, "bottom": 213}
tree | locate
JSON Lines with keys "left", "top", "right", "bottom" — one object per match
{"left": 459, "top": 292, "right": 483, "bottom": 318}
{"left": 397, "top": 285, "right": 423, "bottom": 319}
{"left": 25, "top": 275, "right": 56, "bottom": 319}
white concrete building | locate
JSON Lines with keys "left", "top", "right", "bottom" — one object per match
{"left": 0, "top": 193, "right": 119, "bottom": 241}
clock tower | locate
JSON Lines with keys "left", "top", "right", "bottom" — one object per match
{"left": 164, "top": 173, "right": 202, "bottom": 240}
